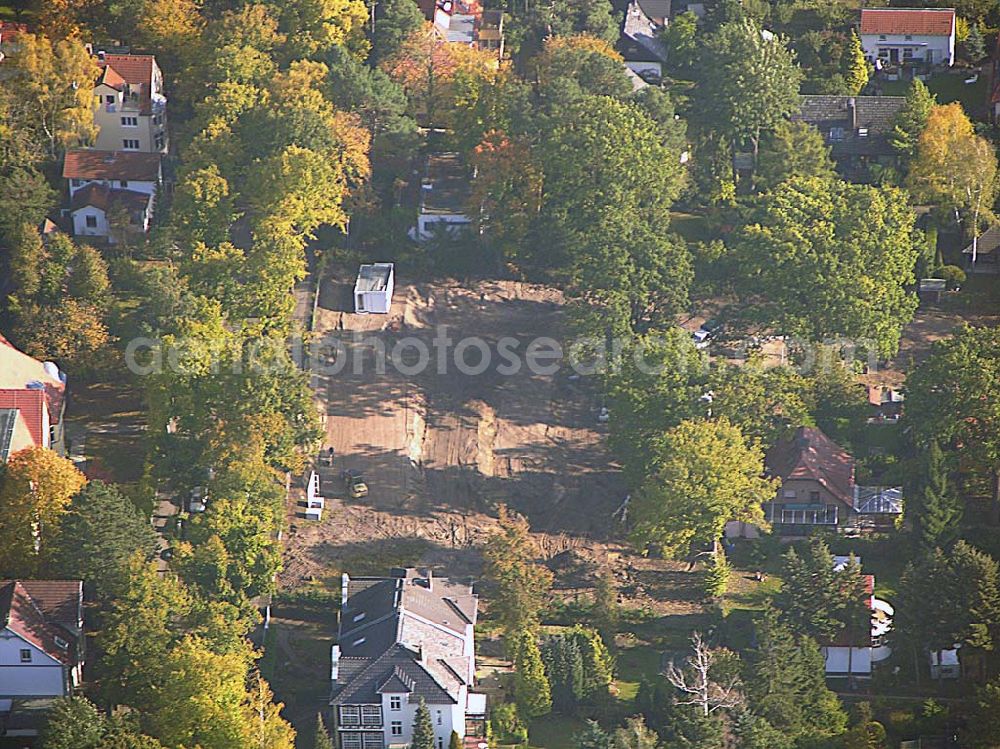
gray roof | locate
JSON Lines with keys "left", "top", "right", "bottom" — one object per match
{"left": 420, "top": 153, "right": 469, "bottom": 216}
{"left": 0, "top": 409, "right": 17, "bottom": 460}
{"left": 332, "top": 569, "right": 478, "bottom": 706}
{"left": 963, "top": 225, "right": 1000, "bottom": 256}
{"left": 621, "top": 0, "right": 669, "bottom": 62}
{"left": 792, "top": 95, "right": 907, "bottom": 157}
{"left": 355, "top": 263, "right": 393, "bottom": 294}
{"left": 637, "top": 0, "right": 670, "bottom": 21}
{"left": 333, "top": 645, "right": 457, "bottom": 705}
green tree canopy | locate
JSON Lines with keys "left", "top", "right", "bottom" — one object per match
{"left": 697, "top": 18, "right": 803, "bottom": 159}
{"left": 905, "top": 325, "right": 1000, "bottom": 517}
{"left": 50, "top": 481, "right": 160, "bottom": 600}
{"left": 631, "top": 417, "right": 775, "bottom": 557}
{"left": 755, "top": 119, "right": 835, "bottom": 192}
{"left": 745, "top": 606, "right": 848, "bottom": 740}
{"left": 730, "top": 176, "right": 919, "bottom": 358}
{"left": 483, "top": 505, "right": 553, "bottom": 635}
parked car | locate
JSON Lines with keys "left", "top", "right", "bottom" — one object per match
{"left": 189, "top": 485, "right": 208, "bottom": 513}
{"left": 692, "top": 320, "right": 724, "bottom": 350}
{"left": 342, "top": 469, "right": 368, "bottom": 498}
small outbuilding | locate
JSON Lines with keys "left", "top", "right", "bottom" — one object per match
{"left": 353, "top": 263, "right": 394, "bottom": 314}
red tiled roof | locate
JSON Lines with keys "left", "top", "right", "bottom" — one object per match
{"left": 70, "top": 183, "right": 151, "bottom": 213}
{"left": 63, "top": 150, "right": 161, "bottom": 182}
{"left": 860, "top": 8, "right": 955, "bottom": 37}
{"left": 0, "top": 21, "right": 29, "bottom": 41}
{"left": 96, "top": 54, "right": 155, "bottom": 86}
{"left": 98, "top": 64, "right": 127, "bottom": 90}
{"left": 0, "top": 581, "right": 82, "bottom": 666}
{"left": 0, "top": 389, "right": 46, "bottom": 448}
{"left": 766, "top": 426, "right": 856, "bottom": 507}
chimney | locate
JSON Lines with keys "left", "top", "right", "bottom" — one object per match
{"left": 424, "top": 568, "right": 433, "bottom": 591}
{"left": 97, "top": 50, "right": 106, "bottom": 61}
{"left": 847, "top": 97, "right": 857, "bottom": 131}
{"left": 330, "top": 644, "right": 341, "bottom": 682}
{"left": 341, "top": 573, "right": 350, "bottom": 607}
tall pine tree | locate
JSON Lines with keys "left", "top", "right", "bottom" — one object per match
{"left": 412, "top": 699, "right": 434, "bottom": 749}
{"left": 314, "top": 714, "right": 334, "bottom": 749}
{"left": 512, "top": 630, "right": 552, "bottom": 718}
{"left": 914, "top": 440, "right": 962, "bottom": 550}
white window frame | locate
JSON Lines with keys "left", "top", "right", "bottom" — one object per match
{"left": 361, "top": 705, "right": 382, "bottom": 727}
{"left": 342, "top": 734, "right": 363, "bottom": 749}
{"left": 85, "top": 215, "right": 98, "bottom": 229}
{"left": 363, "top": 732, "right": 384, "bottom": 749}
{"left": 391, "top": 721, "right": 403, "bottom": 736}
{"left": 19, "top": 649, "right": 31, "bottom": 662}
{"left": 123, "top": 139, "right": 140, "bottom": 150}
{"left": 121, "top": 116, "right": 138, "bottom": 127}
{"left": 389, "top": 696, "right": 401, "bottom": 711}
{"left": 340, "top": 706, "right": 361, "bottom": 727}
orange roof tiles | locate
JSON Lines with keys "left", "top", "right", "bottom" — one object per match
{"left": 63, "top": 150, "right": 161, "bottom": 182}
{"left": 860, "top": 8, "right": 955, "bottom": 37}
{"left": 96, "top": 54, "right": 156, "bottom": 86}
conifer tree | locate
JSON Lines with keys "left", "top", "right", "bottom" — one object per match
{"left": 412, "top": 700, "right": 435, "bottom": 749}
{"left": 511, "top": 630, "right": 552, "bottom": 718}
{"left": 576, "top": 720, "right": 611, "bottom": 749}
{"left": 314, "top": 714, "right": 334, "bottom": 749}
{"left": 915, "top": 440, "right": 963, "bottom": 550}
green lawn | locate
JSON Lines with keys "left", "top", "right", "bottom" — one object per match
{"left": 879, "top": 72, "right": 988, "bottom": 119}
{"left": 613, "top": 644, "right": 662, "bottom": 702}
{"left": 670, "top": 212, "right": 714, "bottom": 244}
{"left": 529, "top": 715, "right": 587, "bottom": 749}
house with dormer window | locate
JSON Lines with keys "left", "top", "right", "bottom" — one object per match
{"left": 330, "top": 568, "right": 487, "bottom": 749}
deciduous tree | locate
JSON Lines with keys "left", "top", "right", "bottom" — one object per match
{"left": 731, "top": 176, "right": 919, "bottom": 359}
{"left": 0, "top": 448, "right": 87, "bottom": 576}
{"left": 697, "top": 18, "right": 802, "bottom": 167}
{"left": 631, "top": 418, "right": 775, "bottom": 557}
{"left": 907, "top": 104, "right": 998, "bottom": 264}
{"left": 755, "top": 119, "right": 835, "bottom": 191}
{"left": 7, "top": 34, "right": 99, "bottom": 157}
{"left": 483, "top": 504, "right": 553, "bottom": 634}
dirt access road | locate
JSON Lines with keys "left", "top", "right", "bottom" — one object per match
{"left": 280, "top": 273, "right": 628, "bottom": 589}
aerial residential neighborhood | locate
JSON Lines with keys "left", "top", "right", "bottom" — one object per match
{"left": 3, "top": 0, "right": 1000, "bottom": 748}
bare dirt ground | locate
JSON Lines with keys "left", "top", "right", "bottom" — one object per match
{"left": 281, "top": 273, "right": 645, "bottom": 595}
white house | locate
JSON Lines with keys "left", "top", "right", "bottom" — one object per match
{"left": 411, "top": 154, "right": 472, "bottom": 242}
{"left": 821, "top": 557, "right": 894, "bottom": 678}
{"left": 92, "top": 52, "right": 168, "bottom": 154}
{"left": 354, "top": 263, "right": 395, "bottom": 314}
{"left": 929, "top": 647, "right": 961, "bottom": 680}
{"left": 330, "top": 569, "right": 487, "bottom": 749}
{"left": 859, "top": 8, "right": 956, "bottom": 67}
{"left": 0, "top": 580, "right": 84, "bottom": 698}
{"left": 63, "top": 149, "right": 161, "bottom": 242}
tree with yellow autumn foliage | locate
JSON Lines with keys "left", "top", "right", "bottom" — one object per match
{"left": 907, "top": 103, "right": 999, "bottom": 264}
{"left": 0, "top": 448, "right": 87, "bottom": 577}
{"left": 7, "top": 33, "right": 98, "bottom": 157}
